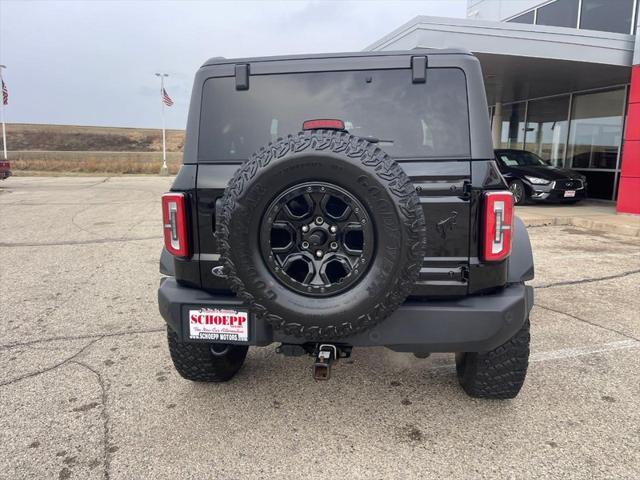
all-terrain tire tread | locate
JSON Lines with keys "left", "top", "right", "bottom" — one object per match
{"left": 457, "top": 319, "right": 530, "bottom": 399}
{"left": 166, "top": 327, "right": 248, "bottom": 382}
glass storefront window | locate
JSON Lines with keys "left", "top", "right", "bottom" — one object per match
{"left": 567, "top": 89, "right": 625, "bottom": 170}
{"left": 536, "top": 0, "right": 579, "bottom": 28}
{"left": 580, "top": 0, "right": 635, "bottom": 34}
{"left": 499, "top": 102, "right": 526, "bottom": 149}
{"left": 490, "top": 88, "right": 627, "bottom": 200}
{"left": 567, "top": 88, "right": 625, "bottom": 199}
{"left": 524, "top": 96, "right": 570, "bottom": 167}
{"left": 508, "top": 11, "right": 535, "bottom": 24}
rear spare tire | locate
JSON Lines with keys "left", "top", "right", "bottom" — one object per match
{"left": 217, "top": 130, "right": 426, "bottom": 340}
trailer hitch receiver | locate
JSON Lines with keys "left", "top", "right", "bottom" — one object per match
{"left": 313, "top": 344, "right": 338, "bottom": 381}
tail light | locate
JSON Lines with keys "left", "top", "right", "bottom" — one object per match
{"left": 482, "top": 191, "right": 514, "bottom": 262}
{"left": 162, "top": 193, "right": 189, "bottom": 257}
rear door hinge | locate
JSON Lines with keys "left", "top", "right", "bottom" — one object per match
{"left": 461, "top": 266, "right": 470, "bottom": 282}
{"left": 461, "top": 180, "right": 472, "bottom": 200}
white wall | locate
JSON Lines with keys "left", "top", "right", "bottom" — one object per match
{"left": 467, "top": 0, "right": 548, "bottom": 21}
{"left": 635, "top": 6, "right": 640, "bottom": 65}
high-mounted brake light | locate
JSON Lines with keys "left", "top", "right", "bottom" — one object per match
{"left": 162, "top": 193, "right": 189, "bottom": 257}
{"left": 302, "top": 119, "right": 345, "bottom": 131}
{"left": 482, "top": 191, "right": 514, "bottom": 262}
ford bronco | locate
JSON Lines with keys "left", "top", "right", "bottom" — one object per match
{"left": 158, "top": 49, "right": 534, "bottom": 399}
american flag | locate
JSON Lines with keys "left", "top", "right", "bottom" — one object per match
{"left": 161, "top": 87, "right": 173, "bottom": 107}
{"left": 1, "top": 78, "right": 7, "bottom": 106}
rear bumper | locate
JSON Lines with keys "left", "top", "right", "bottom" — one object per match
{"left": 158, "top": 277, "right": 533, "bottom": 352}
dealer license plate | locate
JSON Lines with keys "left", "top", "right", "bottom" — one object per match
{"left": 189, "top": 308, "right": 249, "bottom": 342}
{"left": 564, "top": 190, "right": 576, "bottom": 198}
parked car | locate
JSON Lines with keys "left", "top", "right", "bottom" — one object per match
{"left": 157, "top": 49, "right": 535, "bottom": 399}
{"left": 0, "top": 159, "right": 11, "bottom": 180}
{"left": 495, "top": 149, "right": 587, "bottom": 205}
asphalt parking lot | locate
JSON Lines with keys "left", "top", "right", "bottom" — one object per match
{"left": 1, "top": 176, "right": 639, "bottom": 480}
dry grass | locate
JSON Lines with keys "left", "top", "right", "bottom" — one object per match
{"left": 4, "top": 123, "right": 185, "bottom": 175}
{"left": 10, "top": 151, "right": 182, "bottom": 175}
{"left": 6, "top": 123, "right": 184, "bottom": 152}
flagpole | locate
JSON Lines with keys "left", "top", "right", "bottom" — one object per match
{"left": 0, "top": 97, "right": 6, "bottom": 161}
{"left": 0, "top": 65, "right": 7, "bottom": 161}
{"left": 155, "top": 72, "right": 169, "bottom": 176}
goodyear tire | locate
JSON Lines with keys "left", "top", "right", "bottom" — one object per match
{"left": 217, "top": 130, "right": 427, "bottom": 340}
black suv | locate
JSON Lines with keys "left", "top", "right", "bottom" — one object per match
{"left": 158, "top": 50, "right": 534, "bottom": 399}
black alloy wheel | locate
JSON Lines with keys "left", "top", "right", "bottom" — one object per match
{"left": 260, "top": 182, "right": 374, "bottom": 297}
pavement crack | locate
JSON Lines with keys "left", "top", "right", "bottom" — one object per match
{"left": 70, "top": 204, "right": 103, "bottom": 238}
{"left": 524, "top": 223, "right": 558, "bottom": 229}
{"left": 0, "top": 337, "right": 103, "bottom": 387}
{"left": 535, "top": 269, "right": 640, "bottom": 289}
{"left": 119, "top": 200, "right": 157, "bottom": 241}
{"left": 83, "top": 177, "right": 112, "bottom": 189}
{"left": 0, "top": 327, "right": 164, "bottom": 351}
{"left": 71, "top": 361, "right": 112, "bottom": 480}
{"left": 535, "top": 303, "right": 640, "bottom": 343}
{"left": 0, "top": 235, "right": 162, "bottom": 247}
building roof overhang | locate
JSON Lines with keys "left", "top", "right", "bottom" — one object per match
{"left": 366, "top": 16, "right": 634, "bottom": 104}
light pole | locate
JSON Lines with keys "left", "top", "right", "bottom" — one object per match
{"left": 155, "top": 72, "right": 169, "bottom": 176}
{"left": 0, "top": 65, "right": 7, "bottom": 161}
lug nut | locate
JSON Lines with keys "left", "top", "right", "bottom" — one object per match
{"left": 301, "top": 225, "right": 309, "bottom": 233}
{"left": 315, "top": 217, "right": 323, "bottom": 225}
{"left": 330, "top": 242, "right": 338, "bottom": 250}
{"left": 329, "top": 225, "right": 337, "bottom": 234}
{"left": 301, "top": 241, "right": 309, "bottom": 249}
{"left": 315, "top": 250, "right": 323, "bottom": 258}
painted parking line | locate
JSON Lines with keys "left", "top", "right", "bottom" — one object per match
{"left": 529, "top": 339, "right": 640, "bottom": 363}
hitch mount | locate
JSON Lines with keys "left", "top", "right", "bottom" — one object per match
{"left": 312, "top": 344, "right": 351, "bottom": 381}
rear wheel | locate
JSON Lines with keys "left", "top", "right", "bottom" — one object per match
{"left": 509, "top": 180, "right": 527, "bottom": 205}
{"left": 167, "top": 327, "right": 248, "bottom": 382}
{"left": 455, "top": 318, "right": 530, "bottom": 399}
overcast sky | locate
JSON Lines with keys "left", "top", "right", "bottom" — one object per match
{"left": 0, "top": 0, "right": 466, "bottom": 129}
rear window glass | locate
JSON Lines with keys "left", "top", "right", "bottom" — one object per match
{"left": 198, "top": 68, "right": 470, "bottom": 161}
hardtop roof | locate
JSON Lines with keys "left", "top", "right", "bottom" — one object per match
{"left": 201, "top": 48, "right": 472, "bottom": 68}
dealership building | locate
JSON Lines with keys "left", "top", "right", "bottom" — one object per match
{"left": 368, "top": 0, "right": 640, "bottom": 214}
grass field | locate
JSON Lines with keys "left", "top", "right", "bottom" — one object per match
{"left": 10, "top": 151, "right": 182, "bottom": 175}
{"left": 4, "top": 123, "right": 184, "bottom": 174}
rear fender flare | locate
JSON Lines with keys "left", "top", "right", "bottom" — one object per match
{"left": 507, "top": 216, "right": 534, "bottom": 283}
{"left": 160, "top": 247, "right": 175, "bottom": 276}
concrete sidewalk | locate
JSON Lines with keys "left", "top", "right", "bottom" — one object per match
{"left": 516, "top": 201, "right": 640, "bottom": 237}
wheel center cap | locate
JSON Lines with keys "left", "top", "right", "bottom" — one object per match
{"left": 308, "top": 229, "right": 328, "bottom": 246}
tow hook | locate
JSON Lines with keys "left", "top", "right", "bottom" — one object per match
{"left": 312, "top": 344, "right": 351, "bottom": 381}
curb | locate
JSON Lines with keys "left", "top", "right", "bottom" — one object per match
{"left": 523, "top": 216, "right": 640, "bottom": 237}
